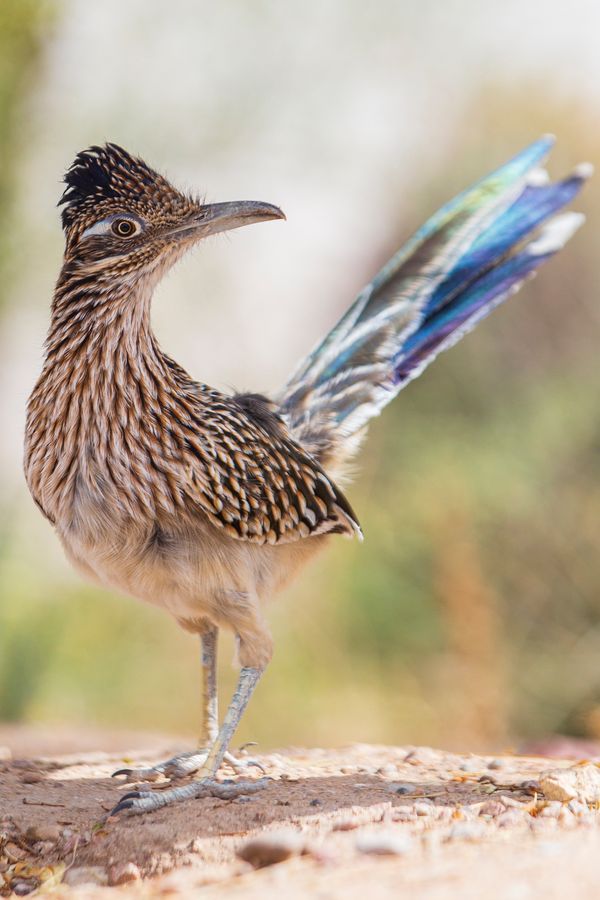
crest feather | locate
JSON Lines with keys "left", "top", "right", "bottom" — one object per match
{"left": 59, "top": 143, "right": 180, "bottom": 231}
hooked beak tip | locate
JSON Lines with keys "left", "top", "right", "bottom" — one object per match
{"left": 232, "top": 201, "right": 286, "bottom": 224}
{"left": 185, "top": 200, "right": 286, "bottom": 239}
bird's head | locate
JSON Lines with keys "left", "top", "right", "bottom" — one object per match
{"left": 58, "top": 143, "right": 285, "bottom": 287}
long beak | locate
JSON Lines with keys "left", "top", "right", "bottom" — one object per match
{"left": 175, "top": 200, "right": 286, "bottom": 239}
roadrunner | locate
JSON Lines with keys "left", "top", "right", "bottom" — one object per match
{"left": 25, "top": 137, "right": 589, "bottom": 816}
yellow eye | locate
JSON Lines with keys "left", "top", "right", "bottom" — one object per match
{"left": 112, "top": 218, "right": 137, "bottom": 238}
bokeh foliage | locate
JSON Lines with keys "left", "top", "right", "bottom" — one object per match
{"left": 0, "top": 0, "right": 53, "bottom": 306}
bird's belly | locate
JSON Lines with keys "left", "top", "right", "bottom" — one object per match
{"left": 61, "top": 523, "right": 198, "bottom": 617}
{"left": 57, "top": 468, "right": 330, "bottom": 633}
{"left": 57, "top": 500, "right": 290, "bottom": 628}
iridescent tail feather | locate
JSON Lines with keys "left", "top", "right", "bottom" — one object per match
{"left": 278, "top": 137, "right": 591, "bottom": 472}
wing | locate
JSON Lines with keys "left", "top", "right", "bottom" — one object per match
{"left": 181, "top": 390, "right": 361, "bottom": 545}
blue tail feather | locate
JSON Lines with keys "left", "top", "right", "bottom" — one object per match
{"left": 421, "top": 173, "right": 585, "bottom": 322}
{"left": 394, "top": 247, "right": 553, "bottom": 386}
{"left": 278, "top": 139, "right": 590, "bottom": 467}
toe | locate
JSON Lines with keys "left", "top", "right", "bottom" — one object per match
{"left": 108, "top": 789, "right": 158, "bottom": 817}
{"left": 223, "top": 752, "right": 267, "bottom": 774}
{"left": 162, "top": 751, "right": 208, "bottom": 778}
{"left": 108, "top": 776, "right": 272, "bottom": 817}
{"left": 112, "top": 765, "right": 164, "bottom": 782}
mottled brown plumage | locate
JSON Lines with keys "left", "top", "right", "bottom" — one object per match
{"left": 24, "top": 140, "right": 588, "bottom": 816}
{"left": 26, "top": 142, "right": 359, "bottom": 648}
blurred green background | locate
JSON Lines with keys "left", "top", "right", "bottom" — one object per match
{"left": 0, "top": 0, "right": 599, "bottom": 754}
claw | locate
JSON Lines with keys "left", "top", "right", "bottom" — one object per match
{"left": 118, "top": 790, "right": 142, "bottom": 802}
{"left": 111, "top": 764, "right": 166, "bottom": 782}
{"left": 108, "top": 799, "right": 135, "bottom": 817}
{"left": 238, "top": 757, "right": 266, "bottom": 774}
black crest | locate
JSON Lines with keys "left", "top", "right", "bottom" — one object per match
{"left": 59, "top": 143, "right": 174, "bottom": 231}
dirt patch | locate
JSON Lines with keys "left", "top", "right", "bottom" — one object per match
{"left": 2, "top": 731, "right": 600, "bottom": 898}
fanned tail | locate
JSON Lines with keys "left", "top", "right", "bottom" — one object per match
{"left": 277, "top": 137, "right": 591, "bottom": 474}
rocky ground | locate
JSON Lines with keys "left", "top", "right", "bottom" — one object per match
{"left": 2, "top": 726, "right": 600, "bottom": 898}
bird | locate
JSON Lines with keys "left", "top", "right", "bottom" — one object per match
{"left": 24, "top": 136, "right": 590, "bottom": 817}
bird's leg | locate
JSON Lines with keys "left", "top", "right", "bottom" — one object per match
{"left": 201, "top": 625, "right": 219, "bottom": 744}
{"left": 197, "top": 665, "right": 263, "bottom": 776}
{"left": 110, "top": 666, "right": 269, "bottom": 816}
{"left": 112, "top": 627, "right": 263, "bottom": 782}
{"left": 201, "top": 631, "right": 265, "bottom": 774}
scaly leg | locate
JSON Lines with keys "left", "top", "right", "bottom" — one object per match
{"left": 112, "top": 628, "right": 263, "bottom": 782}
{"left": 201, "top": 625, "right": 219, "bottom": 743}
{"left": 110, "top": 666, "right": 268, "bottom": 816}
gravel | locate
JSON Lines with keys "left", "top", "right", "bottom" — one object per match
{"left": 356, "top": 830, "right": 415, "bottom": 856}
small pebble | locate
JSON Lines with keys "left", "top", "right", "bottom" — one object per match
{"left": 414, "top": 801, "right": 434, "bottom": 816}
{"left": 237, "top": 831, "right": 302, "bottom": 868}
{"left": 487, "top": 759, "right": 507, "bottom": 770}
{"left": 404, "top": 748, "right": 438, "bottom": 766}
{"left": 356, "top": 830, "right": 414, "bottom": 856}
{"left": 500, "top": 795, "right": 524, "bottom": 809}
{"left": 529, "top": 816, "right": 558, "bottom": 833}
{"left": 387, "top": 783, "right": 417, "bottom": 795}
{"left": 496, "top": 810, "right": 526, "bottom": 828}
{"left": 479, "top": 800, "right": 505, "bottom": 818}
{"left": 309, "top": 798, "right": 321, "bottom": 807}
{"left": 393, "top": 810, "right": 417, "bottom": 822}
{"left": 34, "top": 841, "right": 55, "bottom": 855}
{"left": 26, "top": 824, "right": 61, "bottom": 843}
{"left": 5, "top": 843, "right": 26, "bottom": 861}
{"left": 332, "top": 819, "right": 359, "bottom": 831}
{"left": 459, "top": 759, "right": 482, "bottom": 773}
{"left": 108, "top": 862, "right": 141, "bottom": 886}
{"left": 12, "top": 882, "right": 35, "bottom": 896}
{"left": 520, "top": 780, "right": 541, "bottom": 794}
{"left": 20, "top": 772, "right": 42, "bottom": 784}
{"left": 540, "top": 765, "right": 600, "bottom": 804}
{"left": 63, "top": 866, "right": 108, "bottom": 887}
{"left": 538, "top": 801, "right": 563, "bottom": 819}
{"left": 447, "top": 822, "right": 485, "bottom": 841}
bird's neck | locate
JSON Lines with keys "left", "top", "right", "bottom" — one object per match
{"left": 25, "top": 268, "right": 189, "bottom": 525}
{"left": 46, "top": 266, "right": 163, "bottom": 376}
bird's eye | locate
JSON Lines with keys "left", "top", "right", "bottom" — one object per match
{"left": 112, "top": 218, "right": 138, "bottom": 238}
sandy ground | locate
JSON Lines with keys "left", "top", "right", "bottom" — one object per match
{"left": 2, "top": 726, "right": 600, "bottom": 898}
